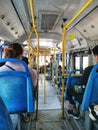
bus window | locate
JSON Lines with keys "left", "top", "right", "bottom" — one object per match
{"left": 83, "top": 56, "right": 88, "bottom": 69}
{"left": 75, "top": 56, "right": 80, "bottom": 69}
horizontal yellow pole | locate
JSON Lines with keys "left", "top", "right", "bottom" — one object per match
{"left": 57, "top": 73, "right": 82, "bottom": 78}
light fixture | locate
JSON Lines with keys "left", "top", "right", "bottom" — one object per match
{"left": 0, "top": 15, "right": 5, "bottom": 20}
{"left": 11, "top": 27, "right": 14, "bottom": 30}
{"left": 91, "top": 25, "right": 94, "bottom": 28}
{"left": 6, "top": 22, "right": 10, "bottom": 26}
{"left": 15, "top": 32, "right": 18, "bottom": 35}
{"left": 83, "top": 29, "right": 87, "bottom": 32}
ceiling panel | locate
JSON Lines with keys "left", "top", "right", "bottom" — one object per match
{"left": 75, "top": 7, "right": 98, "bottom": 40}
{"left": 0, "top": 0, "right": 25, "bottom": 42}
{"left": 26, "top": 0, "right": 84, "bottom": 34}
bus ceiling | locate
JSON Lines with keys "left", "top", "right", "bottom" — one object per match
{"left": 0, "top": 0, "right": 98, "bottom": 52}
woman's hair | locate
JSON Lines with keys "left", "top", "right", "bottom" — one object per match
{"left": 4, "top": 43, "right": 23, "bottom": 58}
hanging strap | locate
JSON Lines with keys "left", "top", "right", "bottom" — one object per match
{"left": 5, "top": 65, "right": 15, "bottom": 71}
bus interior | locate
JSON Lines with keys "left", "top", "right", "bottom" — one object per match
{"left": 0, "top": 0, "right": 98, "bottom": 130}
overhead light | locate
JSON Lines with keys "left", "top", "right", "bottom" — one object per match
{"left": 15, "top": 32, "right": 18, "bottom": 34}
{"left": 83, "top": 29, "right": 87, "bottom": 32}
{"left": 6, "top": 22, "right": 10, "bottom": 26}
{"left": 0, "top": 15, "right": 5, "bottom": 20}
{"left": 91, "top": 25, "right": 94, "bottom": 28}
{"left": 11, "top": 27, "right": 14, "bottom": 30}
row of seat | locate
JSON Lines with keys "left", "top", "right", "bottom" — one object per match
{"left": 65, "top": 65, "right": 98, "bottom": 130}
{"left": 64, "top": 65, "right": 98, "bottom": 111}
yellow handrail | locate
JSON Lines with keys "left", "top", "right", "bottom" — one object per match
{"left": 29, "top": 0, "right": 40, "bottom": 119}
{"left": 66, "top": 0, "right": 94, "bottom": 29}
{"left": 27, "top": 28, "right": 34, "bottom": 67}
{"left": 44, "top": 53, "right": 46, "bottom": 104}
{"left": 61, "top": 22, "right": 66, "bottom": 119}
{"left": 29, "top": 0, "right": 36, "bottom": 28}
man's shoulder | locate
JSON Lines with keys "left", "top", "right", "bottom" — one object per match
{"left": 85, "top": 65, "right": 94, "bottom": 71}
{"left": 83, "top": 65, "right": 94, "bottom": 75}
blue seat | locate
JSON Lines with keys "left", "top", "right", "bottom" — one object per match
{"left": 0, "top": 58, "right": 35, "bottom": 113}
{"left": 0, "top": 97, "right": 14, "bottom": 130}
{"left": 81, "top": 64, "right": 98, "bottom": 111}
{"left": 65, "top": 69, "right": 83, "bottom": 100}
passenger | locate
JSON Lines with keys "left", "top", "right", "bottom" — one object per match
{"left": 67, "top": 45, "right": 98, "bottom": 119}
{"left": 0, "top": 43, "right": 37, "bottom": 90}
{"left": 88, "top": 45, "right": 98, "bottom": 121}
{"left": 0, "top": 43, "right": 37, "bottom": 121}
{"left": 67, "top": 65, "right": 93, "bottom": 119}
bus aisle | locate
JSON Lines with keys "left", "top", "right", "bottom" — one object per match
{"left": 21, "top": 74, "right": 86, "bottom": 130}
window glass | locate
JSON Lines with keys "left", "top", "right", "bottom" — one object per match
{"left": 83, "top": 56, "right": 88, "bottom": 69}
{"left": 75, "top": 56, "right": 80, "bottom": 69}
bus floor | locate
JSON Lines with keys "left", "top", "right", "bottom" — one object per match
{"left": 20, "top": 74, "right": 86, "bottom": 130}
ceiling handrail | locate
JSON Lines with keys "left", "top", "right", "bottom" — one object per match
{"left": 66, "top": 0, "right": 94, "bottom": 29}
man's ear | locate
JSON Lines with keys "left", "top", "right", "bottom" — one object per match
{"left": 96, "top": 55, "right": 98, "bottom": 61}
{"left": 4, "top": 48, "right": 7, "bottom": 53}
{"left": 3, "top": 48, "right": 8, "bottom": 57}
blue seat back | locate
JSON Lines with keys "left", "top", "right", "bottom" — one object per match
{"left": 0, "top": 58, "right": 35, "bottom": 113}
{"left": 81, "top": 64, "right": 98, "bottom": 110}
{"left": 0, "top": 97, "right": 14, "bottom": 130}
{"left": 65, "top": 69, "right": 83, "bottom": 100}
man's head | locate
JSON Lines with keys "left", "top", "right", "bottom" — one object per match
{"left": 92, "top": 45, "right": 98, "bottom": 63}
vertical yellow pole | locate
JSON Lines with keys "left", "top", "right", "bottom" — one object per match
{"left": 60, "top": 0, "right": 94, "bottom": 119}
{"left": 27, "top": 28, "right": 33, "bottom": 67}
{"left": 41, "top": 55, "right": 43, "bottom": 84}
{"left": 52, "top": 55, "right": 54, "bottom": 86}
{"left": 35, "top": 29, "right": 39, "bottom": 120}
{"left": 44, "top": 53, "right": 46, "bottom": 103}
{"left": 56, "top": 61, "right": 58, "bottom": 93}
{"left": 61, "top": 22, "right": 66, "bottom": 119}
{"left": 30, "top": 0, "right": 40, "bottom": 119}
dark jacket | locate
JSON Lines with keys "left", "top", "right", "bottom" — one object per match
{"left": 78, "top": 65, "right": 94, "bottom": 86}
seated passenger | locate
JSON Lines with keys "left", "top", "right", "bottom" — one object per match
{"left": 88, "top": 45, "right": 98, "bottom": 121}
{"left": 67, "top": 45, "right": 98, "bottom": 119}
{"left": 0, "top": 43, "right": 37, "bottom": 90}
{"left": 0, "top": 43, "right": 37, "bottom": 121}
{"left": 67, "top": 65, "right": 93, "bottom": 119}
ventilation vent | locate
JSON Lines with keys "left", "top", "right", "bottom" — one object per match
{"left": 39, "top": 11, "right": 61, "bottom": 31}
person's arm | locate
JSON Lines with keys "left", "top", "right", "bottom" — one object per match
{"left": 29, "top": 68, "right": 38, "bottom": 90}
